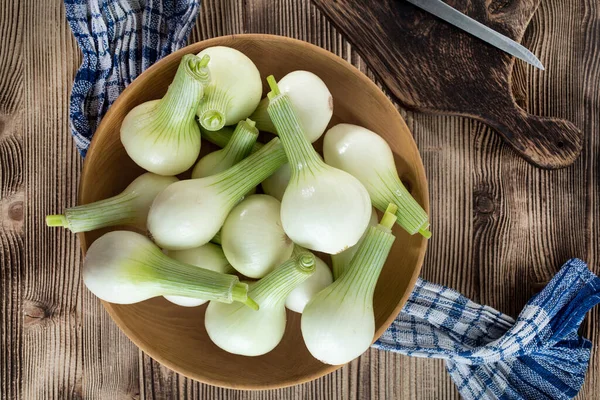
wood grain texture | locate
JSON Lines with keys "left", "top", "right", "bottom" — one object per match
{"left": 0, "top": 0, "right": 599, "bottom": 398}
{"left": 0, "top": 1, "right": 24, "bottom": 400}
{"left": 311, "top": 0, "right": 584, "bottom": 169}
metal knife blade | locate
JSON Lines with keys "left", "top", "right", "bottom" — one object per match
{"left": 405, "top": 0, "right": 545, "bottom": 70}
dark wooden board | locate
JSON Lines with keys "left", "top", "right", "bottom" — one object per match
{"left": 311, "top": 0, "right": 583, "bottom": 169}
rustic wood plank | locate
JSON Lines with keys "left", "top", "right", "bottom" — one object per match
{"left": 19, "top": 0, "right": 82, "bottom": 398}
{"left": 0, "top": 1, "right": 24, "bottom": 400}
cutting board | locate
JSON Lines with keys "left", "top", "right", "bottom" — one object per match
{"left": 312, "top": 0, "right": 583, "bottom": 169}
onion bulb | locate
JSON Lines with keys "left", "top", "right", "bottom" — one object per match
{"left": 196, "top": 46, "right": 262, "bottom": 131}
{"left": 250, "top": 71, "right": 333, "bottom": 143}
{"left": 205, "top": 252, "right": 315, "bottom": 356}
{"left": 83, "top": 231, "right": 255, "bottom": 308}
{"left": 163, "top": 243, "right": 234, "bottom": 307}
{"left": 323, "top": 123, "right": 431, "bottom": 238}
{"left": 266, "top": 76, "right": 371, "bottom": 254}
{"left": 121, "top": 54, "right": 210, "bottom": 175}
{"left": 221, "top": 194, "right": 293, "bottom": 278}
{"left": 147, "top": 138, "right": 286, "bottom": 250}
{"left": 46, "top": 172, "right": 177, "bottom": 233}
{"left": 301, "top": 205, "right": 397, "bottom": 365}
{"left": 285, "top": 247, "right": 333, "bottom": 313}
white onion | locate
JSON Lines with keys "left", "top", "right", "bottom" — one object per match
{"left": 251, "top": 70, "right": 333, "bottom": 143}
{"left": 196, "top": 46, "right": 262, "bottom": 131}
{"left": 82, "top": 231, "right": 251, "bottom": 306}
{"left": 121, "top": 55, "right": 210, "bottom": 175}
{"left": 205, "top": 252, "right": 315, "bottom": 356}
{"left": 266, "top": 76, "right": 371, "bottom": 254}
{"left": 221, "top": 194, "right": 293, "bottom": 278}
{"left": 301, "top": 206, "right": 397, "bottom": 365}
{"left": 323, "top": 123, "right": 431, "bottom": 237}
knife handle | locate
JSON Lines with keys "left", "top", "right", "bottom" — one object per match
{"left": 479, "top": 106, "right": 583, "bottom": 169}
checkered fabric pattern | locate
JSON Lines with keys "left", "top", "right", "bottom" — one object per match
{"left": 65, "top": 3, "right": 600, "bottom": 398}
{"left": 375, "top": 258, "right": 600, "bottom": 399}
{"left": 65, "top": 0, "right": 201, "bottom": 155}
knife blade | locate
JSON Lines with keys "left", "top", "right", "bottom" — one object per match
{"left": 405, "top": 0, "right": 545, "bottom": 70}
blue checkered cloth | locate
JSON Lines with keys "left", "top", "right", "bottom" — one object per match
{"left": 65, "top": 0, "right": 200, "bottom": 155}
{"left": 65, "top": 3, "right": 600, "bottom": 398}
{"left": 375, "top": 258, "right": 600, "bottom": 399}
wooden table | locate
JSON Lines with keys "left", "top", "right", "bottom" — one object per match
{"left": 1, "top": 0, "right": 598, "bottom": 398}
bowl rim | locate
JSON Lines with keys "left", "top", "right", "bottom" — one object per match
{"left": 78, "top": 33, "right": 429, "bottom": 390}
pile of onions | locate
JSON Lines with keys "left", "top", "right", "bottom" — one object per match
{"left": 47, "top": 47, "right": 431, "bottom": 365}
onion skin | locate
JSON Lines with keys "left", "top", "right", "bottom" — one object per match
{"left": 196, "top": 46, "right": 262, "bottom": 131}
{"left": 221, "top": 194, "right": 294, "bottom": 279}
{"left": 251, "top": 70, "right": 333, "bottom": 143}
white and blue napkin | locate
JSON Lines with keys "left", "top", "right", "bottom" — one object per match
{"left": 65, "top": 1, "right": 600, "bottom": 398}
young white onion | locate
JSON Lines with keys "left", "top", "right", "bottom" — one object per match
{"left": 323, "top": 123, "right": 431, "bottom": 237}
{"left": 83, "top": 231, "right": 254, "bottom": 307}
{"left": 147, "top": 138, "right": 286, "bottom": 250}
{"left": 192, "top": 119, "right": 258, "bottom": 178}
{"left": 285, "top": 247, "right": 333, "bottom": 313}
{"left": 221, "top": 194, "right": 293, "bottom": 278}
{"left": 46, "top": 172, "right": 177, "bottom": 233}
{"left": 266, "top": 76, "right": 371, "bottom": 254}
{"left": 121, "top": 54, "right": 210, "bottom": 175}
{"left": 250, "top": 70, "right": 333, "bottom": 143}
{"left": 331, "top": 207, "right": 378, "bottom": 279}
{"left": 163, "top": 243, "right": 234, "bottom": 307}
{"left": 205, "top": 252, "right": 315, "bottom": 356}
{"left": 301, "top": 205, "right": 397, "bottom": 365}
{"left": 196, "top": 46, "right": 262, "bottom": 131}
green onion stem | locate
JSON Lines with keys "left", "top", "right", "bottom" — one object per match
{"left": 197, "top": 85, "right": 231, "bottom": 131}
{"left": 46, "top": 191, "right": 139, "bottom": 233}
{"left": 46, "top": 214, "right": 68, "bottom": 227}
{"left": 210, "top": 138, "right": 287, "bottom": 207}
{"left": 201, "top": 125, "right": 264, "bottom": 153}
{"left": 250, "top": 252, "right": 316, "bottom": 307}
{"left": 369, "top": 169, "right": 430, "bottom": 237}
{"left": 266, "top": 76, "right": 322, "bottom": 174}
{"left": 218, "top": 118, "right": 259, "bottom": 164}
{"left": 156, "top": 54, "right": 209, "bottom": 125}
{"left": 338, "top": 207, "right": 397, "bottom": 301}
{"left": 139, "top": 245, "right": 253, "bottom": 306}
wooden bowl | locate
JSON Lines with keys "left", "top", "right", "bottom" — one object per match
{"left": 80, "top": 34, "right": 429, "bottom": 390}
